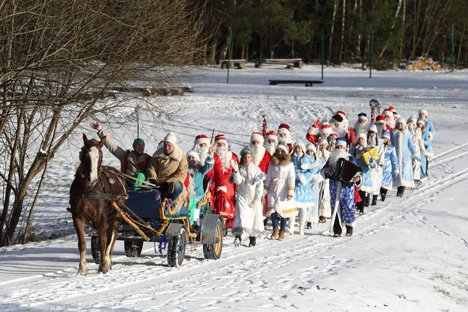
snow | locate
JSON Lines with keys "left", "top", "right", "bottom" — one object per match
{"left": 1, "top": 64, "right": 468, "bottom": 311}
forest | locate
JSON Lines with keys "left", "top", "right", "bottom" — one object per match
{"left": 202, "top": 0, "right": 468, "bottom": 69}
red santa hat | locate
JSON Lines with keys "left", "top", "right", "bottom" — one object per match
{"left": 331, "top": 111, "right": 346, "bottom": 123}
{"left": 319, "top": 123, "right": 332, "bottom": 136}
{"left": 250, "top": 132, "right": 264, "bottom": 144}
{"left": 388, "top": 106, "right": 397, "bottom": 113}
{"left": 376, "top": 115, "right": 386, "bottom": 124}
{"left": 278, "top": 123, "right": 290, "bottom": 131}
{"left": 266, "top": 130, "right": 278, "bottom": 141}
{"left": 194, "top": 134, "right": 210, "bottom": 145}
{"left": 215, "top": 134, "right": 228, "bottom": 143}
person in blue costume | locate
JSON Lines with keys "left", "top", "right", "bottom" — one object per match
{"left": 391, "top": 118, "right": 419, "bottom": 197}
{"left": 380, "top": 131, "right": 399, "bottom": 201}
{"left": 321, "top": 138, "right": 361, "bottom": 237}
{"left": 349, "top": 132, "right": 377, "bottom": 215}
{"left": 418, "top": 109, "right": 435, "bottom": 175}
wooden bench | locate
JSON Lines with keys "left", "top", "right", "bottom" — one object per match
{"left": 256, "top": 58, "right": 303, "bottom": 69}
{"left": 268, "top": 80, "right": 324, "bottom": 87}
{"left": 220, "top": 59, "right": 246, "bottom": 69}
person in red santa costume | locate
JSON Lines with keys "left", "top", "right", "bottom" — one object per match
{"left": 306, "top": 120, "right": 332, "bottom": 144}
{"left": 264, "top": 131, "right": 278, "bottom": 156}
{"left": 208, "top": 134, "right": 239, "bottom": 228}
{"left": 250, "top": 132, "right": 271, "bottom": 173}
{"left": 277, "top": 123, "right": 294, "bottom": 152}
{"left": 329, "top": 111, "right": 355, "bottom": 147}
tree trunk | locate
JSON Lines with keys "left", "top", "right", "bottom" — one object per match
{"left": 338, "top": 0, "right": 346, "bottom": 64}
{"left": 328, "top": 0, "right": 339, "bottom": 66}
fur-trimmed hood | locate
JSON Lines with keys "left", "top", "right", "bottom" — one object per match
{"left": 271, "top": 153, "right": 292, "bottom": 166}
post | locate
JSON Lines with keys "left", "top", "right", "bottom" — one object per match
{"left": 227, "top": 28, "right": 233, "bottom": 84}
{"left": 370, "top": 29, "right": 373, "bottom": 78}
{"left": 135, "top": 105, "right": 142, "bottom": 138}
{"left": 451, "top": 24, "right": 455, "bottom": 72}
{"left": 321, "top": 28, "right": 325, "bottom": 81}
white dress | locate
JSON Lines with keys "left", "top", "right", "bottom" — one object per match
{"left": 232, "top": 163, "right": 265, "bottom": 237}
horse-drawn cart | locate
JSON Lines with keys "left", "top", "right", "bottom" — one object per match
{"left": 90, "top": 188, "right": 224, "bottom": 267}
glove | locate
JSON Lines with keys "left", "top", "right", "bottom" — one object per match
{"left": 424, "top": 140, "right": 429, "bottom": 146}
{"left": 369, "top": 157, "right": 376, "bottom": 165}
{"left": 312, "top": 119, "right": 320, "bottom": 128}
{"left": 148, "top": 179, "right": 157, "bottom": 187}
{"left": 297, "top": 173, "right": 307, "bottom": 186}
{"left": 230, "top": 159, "right": 239, "bottom": 173}
{"left": 263, "top": 188, "right": 269, "bottom": 196}
{"left": 392, "top": 170, "right": 399, "bottom": 176}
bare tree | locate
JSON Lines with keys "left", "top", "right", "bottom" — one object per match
{"left": 0, "top": 0, "right": 209, "bottom": 246}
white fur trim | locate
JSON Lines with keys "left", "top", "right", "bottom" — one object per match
{"left": 217, "top": 186, "right": 227, "bottom": 193}
{"left": 251, "top": 132, "right": 264, "bottom": 144}
{"left": 297, "top": 173, "right": 307, "bottom": 186}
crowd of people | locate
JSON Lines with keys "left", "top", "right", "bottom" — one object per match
{"left": 90, "top": 105, "right": 435, "bottom": 245}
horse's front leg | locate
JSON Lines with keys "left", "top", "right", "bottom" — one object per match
{"left": 73, "top": 217, "right": 88, "bottom": 276}
{"left": 98, "top": 225, "right": 111, "bottom": 274}
{"left": 106, "top": 217, "right": 122, "bottom": 269}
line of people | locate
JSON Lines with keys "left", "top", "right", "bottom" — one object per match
{"left": 89, "top": 105, "right": 434, "bottom": 245}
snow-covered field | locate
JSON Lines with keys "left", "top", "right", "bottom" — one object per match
{"left": 1, "top": 64, "right": 468, "bottom": 311}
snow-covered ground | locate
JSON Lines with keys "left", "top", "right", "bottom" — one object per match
{"left": 1, "top": 64, "right": 468, "bottom": 311}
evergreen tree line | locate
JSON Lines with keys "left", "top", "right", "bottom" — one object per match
{"left": 202, "top": 0, "right": 468, "bottom": 69}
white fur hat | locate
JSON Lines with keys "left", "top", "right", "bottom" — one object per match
{"left": 306, "top": 143, "right": 316, "bottom": 153}
{"left": 186, "top": 150, "right": 200, "bottom": 161}
{"left": 318, "top": 137, "right": 328, "bottom": 146}
{"left": 164, "top": 132, "right": 177, "bottom": 145}
{"left": 356, "top": 132, "right": 367, "bottom": 142}
{"left": 419, "top": 108, "right": 428, "bottom": 117}
{"left": 275, "top": 143, "right": 289, "bottom": 153}
{"left": 368, "top": 124, "right": 378, "bottom": 133}
{"left": 335, "top": 137, "right": 347, "bottom": 148}
{"left": 293, "top": 141, "right": 306, "bottom": 153}
{"left": 396, "top": 117, "right": 407, "bottom": 126}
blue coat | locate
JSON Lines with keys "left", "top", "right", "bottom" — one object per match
{"left": 381, "top": 145, "right": 399, "bottom": 190}
{"left": 188, "top": 155, "right": 214, "bottom": 203}
{"left": 349, "top": 144, "right": 376, "bottom": 193}
{"left": 391, "top": 128, "right": 417, "bottom": 188}
{"left": 292, "top": 153, "right": 321, "bottom": 208}
{"left": 323, "top": 157, "right": 357, "bottom": 226}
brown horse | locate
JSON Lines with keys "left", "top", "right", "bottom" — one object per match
{"left": 69, "top": 133, "right": 128, "bottom": 275}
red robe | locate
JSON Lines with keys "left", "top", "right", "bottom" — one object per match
{"left": 204, "top": 152, "right": 239, "bottom": 228}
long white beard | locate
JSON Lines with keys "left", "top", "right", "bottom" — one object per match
{"left": 277, "top": 130, "right": 292, "bottom": 145}
{"left": 328, "top": 149, "right": 349, "bottom": 167}
{"left": 216, "top": 145, "right": 231, "bottom": 170}
{"left": 376, "top": 124, "right": 385, "bottom": 137}
{"left": 367, "top": 136, "right": 378, "bottom": 147}
{"left": 250, "top": 144, "right": 266, "bottom": 166}
{"left": 331, "top": 124, "right": 347, "bottom": 137}
{"left": 264, "top": 142, "right": 277, "bottom": 155}
{"left": 193, "top": 145, "right": 209, "bottom": 165}
{"left": 386, "top": 118, "right": 395, "bottom": 129}
{"left": 353, "top": 122, "right": 369, "bottom": 134}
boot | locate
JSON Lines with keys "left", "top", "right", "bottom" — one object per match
{"left": 278, "top": 230, "right": 285, "bottom": 241}
{"left": 319, "top": 216, "right": 327, "bottom": 223}
{"left": 306, "top": 222, "right": 312, "bottom": 229}
{"left": 333, "top": 218, "right": 342, "bottom": 237}
{"left": 234, "top": 234, "right": 241, "bottom": 246}
{"left": 364, "top": 193, "right": 370, "bottom": 207}
{"left": 356, "top": 200, "right": 364, "bottom": 215}
{"left": 249, "top": 236, "right": 256, "bottom": 247}
{"left": 346, "top": 225, "right": 353, "bottom": 236}
{"left": 380, "top": 188, "right": 387, "bottom": 202}
{"left": 397, "top": 186, "right": 405, "bottom": 197}
{"left": 371, "top": 195, "right": 378, "bottom": 206}
{"left": 271, "top": 227, "right": 279, "bottom": 239}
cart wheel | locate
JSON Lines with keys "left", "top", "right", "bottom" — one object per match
{"left": 203, "top": 219, "right": 223, "bottom": 260}
{"left": 124, "top": 240, "right": 143, "bottom": 257}
{"left": 91, "top": 234, "right": 100, "bottom": 264}
{"left": 167, "top": 226, "right": 187, "bottom": 267}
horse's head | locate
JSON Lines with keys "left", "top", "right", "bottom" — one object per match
{"left": 80, "top": 133, "right": 106, "bottom": 186}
